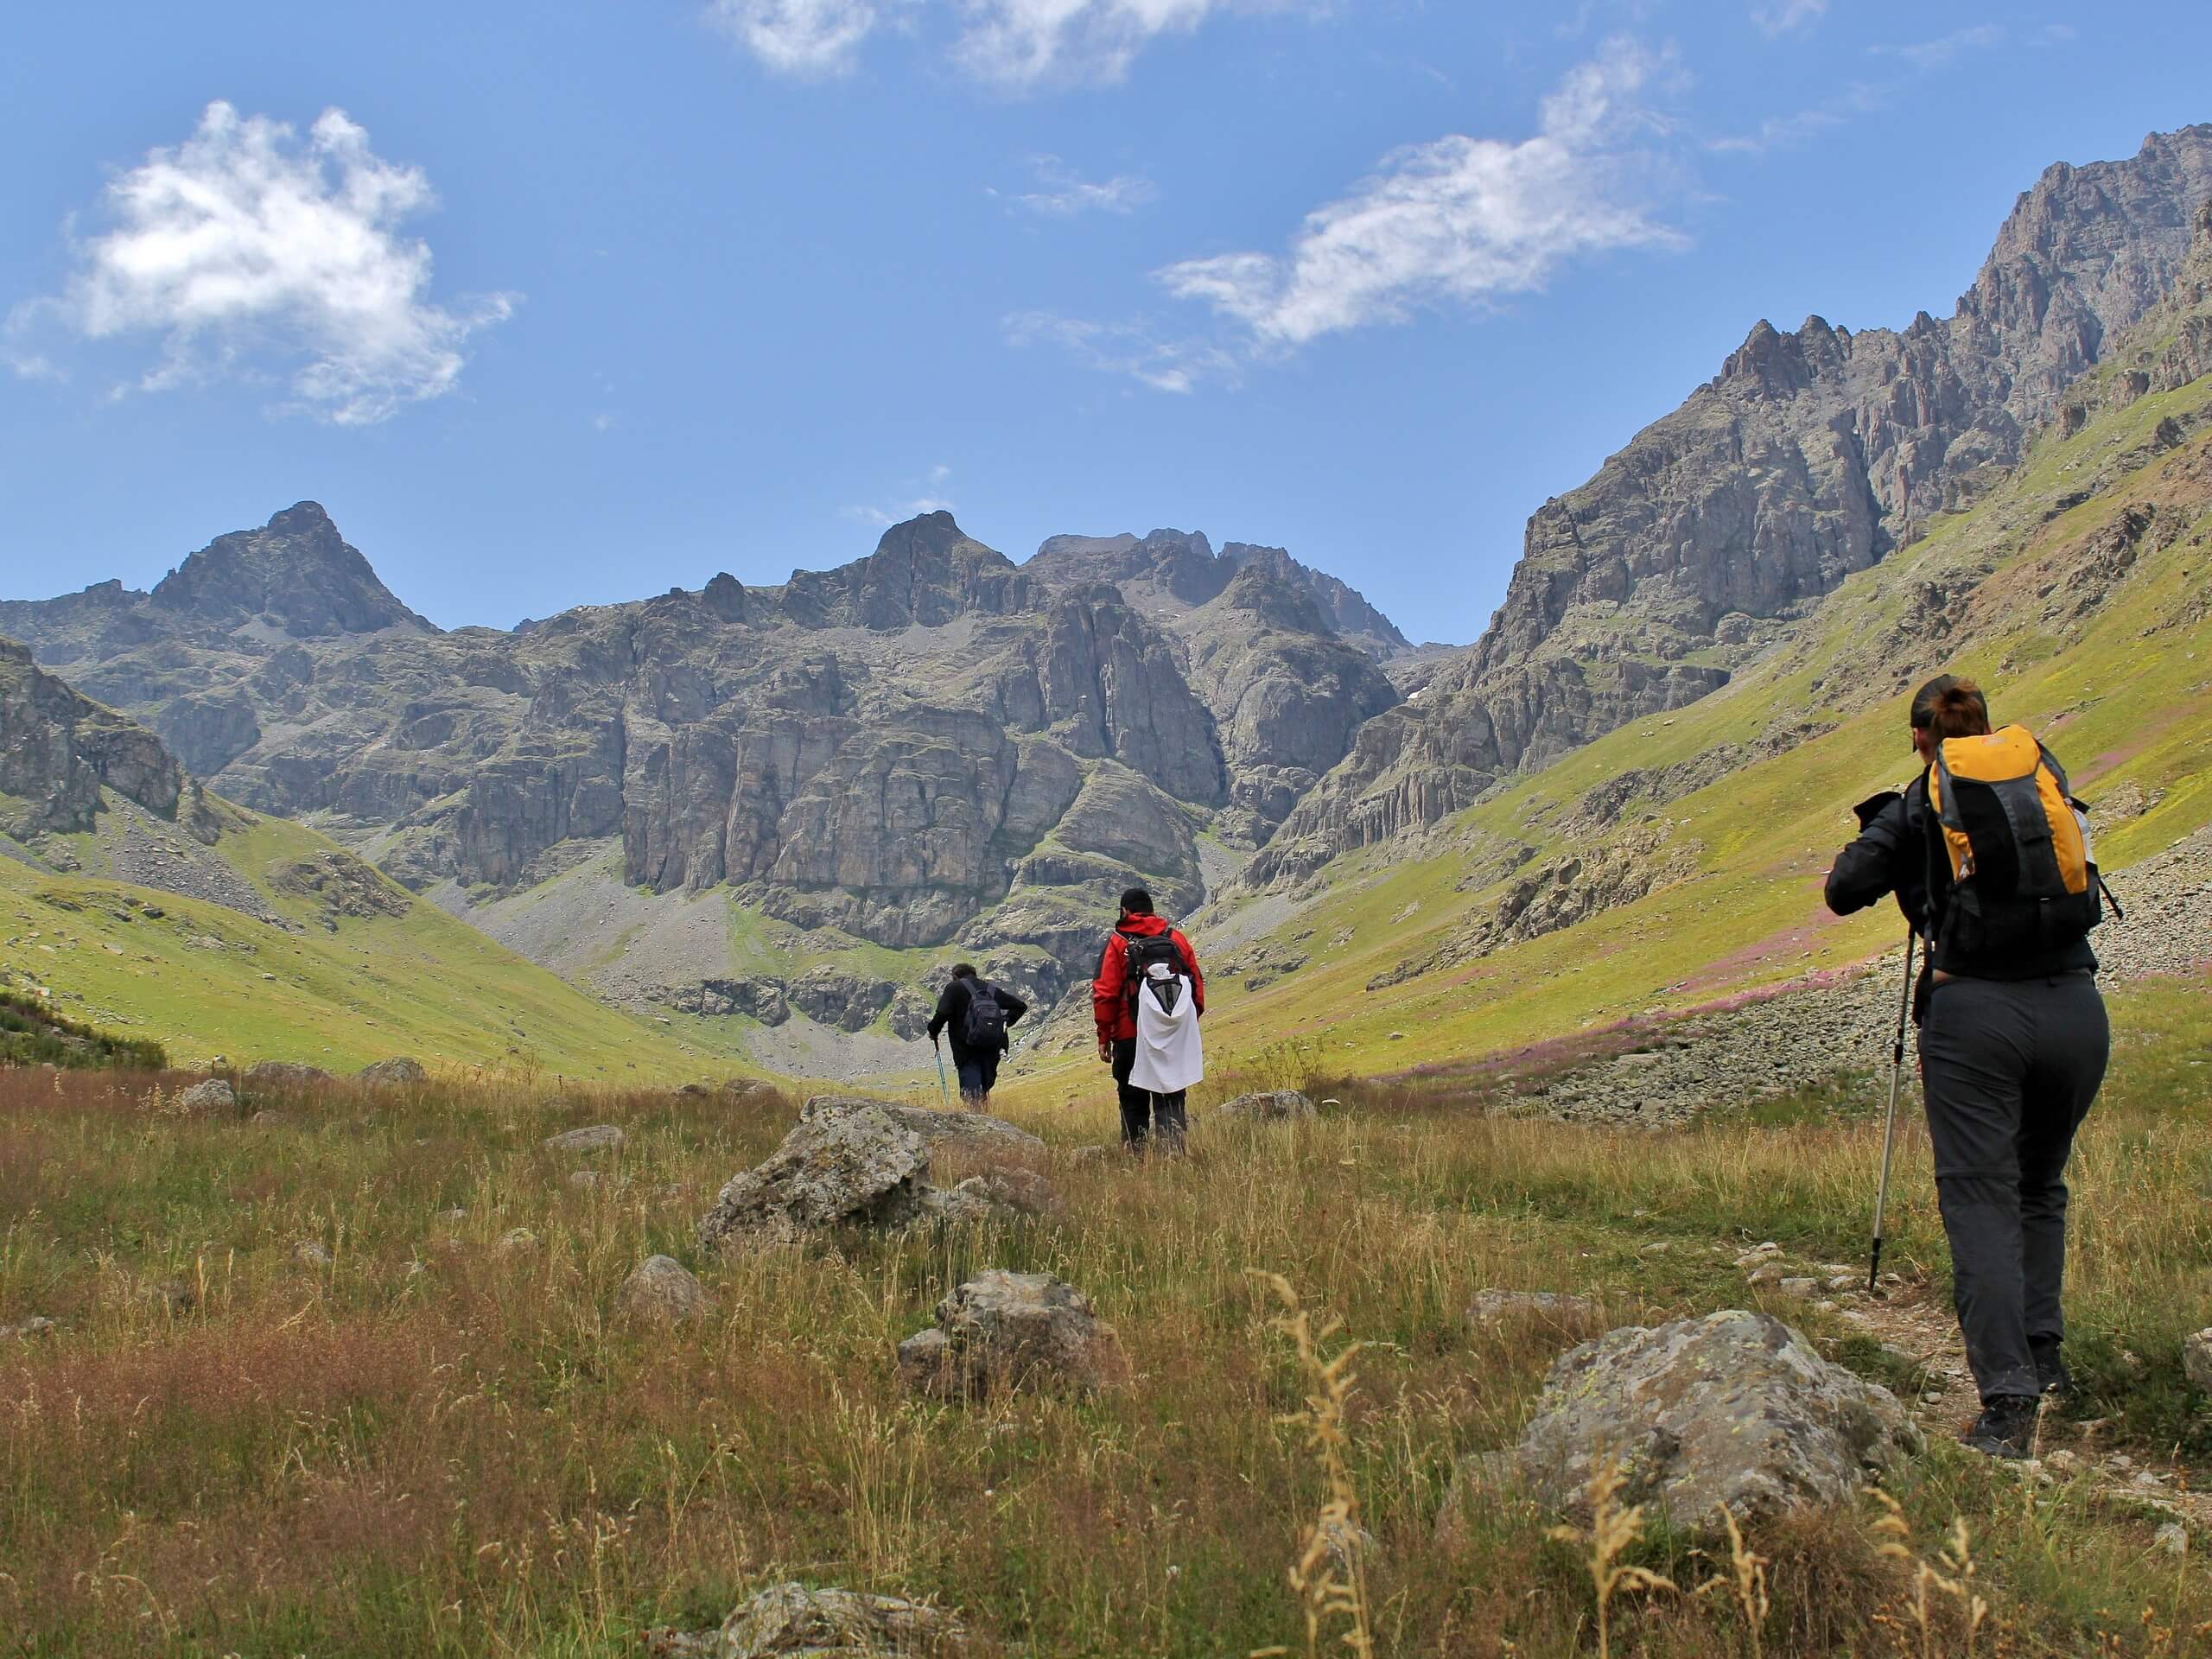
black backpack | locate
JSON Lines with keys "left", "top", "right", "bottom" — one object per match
{"left": 960, "top": 982, "right": 1007, "bottom": 1049}
{"left": 1122, "top": 932, "right": 1186, "bottom": 1011}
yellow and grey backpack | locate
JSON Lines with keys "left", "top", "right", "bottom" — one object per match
{"left": 1926, "top": 725, "right": 2111, "bottom": 957}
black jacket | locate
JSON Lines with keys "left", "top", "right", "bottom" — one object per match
{"left": 1825, "top": 771, "right": 2096, "bottom": 982}
{"left": 927, "top": 976, "right": 1027, "bottom": 1056}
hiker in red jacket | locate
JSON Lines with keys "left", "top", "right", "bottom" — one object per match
{"left": 1092, "top": 887, "right": 1205, "bottom": 1150}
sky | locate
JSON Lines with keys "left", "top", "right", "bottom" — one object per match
{"left": 3, "top": 2, "right": 2209, "bottom": 645}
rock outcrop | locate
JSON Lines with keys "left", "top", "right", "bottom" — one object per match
{"left": 896, "top": 1269, "right": 1119, "bottom": 1398}
{"left": 614, "top": 1255, "right": 714, "bottom": 1325}
{"left": 1503, "top": 1311, "right": 1917, "bottom": 1526}
{"left": 0, "top": 636, "right": 210, "bottom": 843}
{"left": 696, "top": 1097, "right": 933, "bottom": 1249}
{"left": 654, "top": 1581, "right": 968, "bottom": 1659}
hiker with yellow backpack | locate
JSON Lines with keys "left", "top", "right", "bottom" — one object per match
{"left": 1826, "top": 675, "right": 2115, "bottom": 1461}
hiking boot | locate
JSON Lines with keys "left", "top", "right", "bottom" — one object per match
{"left": 2031, "top": 1340, "right": 2073, "bottom": 1402}
{"left": 1961, "top": 1395, "right": 2041, "bottom": 1460}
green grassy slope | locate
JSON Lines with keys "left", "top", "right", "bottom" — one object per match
{"left": 1, "top": 809, "right": 731, "bottom": 1081}
{"left": 1130, "top": 358, "right": 2212, "bottom": 1088}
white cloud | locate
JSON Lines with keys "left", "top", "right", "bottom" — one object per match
{"left": 708, "top": 0, "right": 880, "bottom": 76}
{"left": 1003, "top": 310, "right": 1238, "bottom": 392}
{"left": 1750, "top": 0, "right": 1826, "bottom": 36}
{"left": 1003, "top": 154, "right": 1157, "bottom": 216}
{"left": 1869, "top": 23, "right": 2006, "bottom": 70}
{"left": 843, "top": 465, "right": 959, "bottom": 525}
{"left": 12, "top": 101, "right": 511, "bottom": 424}
{"left": 710, "top": 0, "right": 1305, "bottom": 87}
{"left": 1155, "top": 37, "right": 1685, "bottom": 350}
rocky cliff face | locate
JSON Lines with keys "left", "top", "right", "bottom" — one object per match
{"left": 0, "top": 637, "right": 210, "bottom": 845}
{"left": 1243, "top": 124, "right": 2212, "bottom": 892}
{"left": 0, "top": 504, "right": 1395, "bottom": 1026}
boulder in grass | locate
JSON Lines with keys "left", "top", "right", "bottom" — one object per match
{"left": 874, "top": 1100, "right": 1046, "bottom": 1154}
{"left": 950, "top": 1166, "right": 1063, "bottom": 1218}
{"left": 2183, "top": 1329, "right": 2212, "bottom": 1394}
{"left": 1466, "top": 1290, "right": 1603, "bottom": 1334}
{"left": 897, "top": 1269, "right": 1120, "bottom": 1399}
{"left": 1505, "top": 1310, "right": 1917, "bottom": 1528}
{"left": 647, "top": 1581, "right": 967, "bottom": 1658}
{"left": 357, "top": 1056, "right": 427, "bottom": 1088}
{"left": 172, "top": 1078, "right": 236, "bottom": 1116}
{"left": 698, "top": 1097, "right": 932, "bottom": 1250}
{"left": 1213, "top": 1090, "right": 1317, "bottom": 1123}
{"left": 615, "top": 1255, "right": 714, "bottom": 1325}
{"left": 543, "top": 1123, "right": 626, "bottom": 1154}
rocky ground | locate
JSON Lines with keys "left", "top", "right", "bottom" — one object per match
{"left": 1514, "top": 824, "right": 2212, "bottom": 1126}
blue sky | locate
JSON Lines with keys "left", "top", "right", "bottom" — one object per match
{"left": 3, "top": 1, "right": 2209, "bottom": 645}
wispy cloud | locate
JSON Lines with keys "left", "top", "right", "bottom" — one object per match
{"left": 9, "top": 101, "right": 512, "bottom": 424}
{"left": 1868, "top": 23, "right": 2006, "bottom": 71}
{"left": 1707, "top": 78, "right": 1885, "bottom": 156}
{"left": 1153, "top": 37, "right": 1687, "bottom": 353}
{"left": 709, "top": 0, "right": 1311, "bottom": 88}
{"left": 997, "top": 155, "right": 1157, "bottom": 217}
{"left": 1003, "top": 311, "right": 1238, "bottom": 393}
{"left": 843, "top": 464, "right": 959, "bottom": 526}
{"left": 1750, "top": 0, "right": 1826, "bottom": 37}
{"left": 707, "top": 0, "right": 880, "bottom": 78}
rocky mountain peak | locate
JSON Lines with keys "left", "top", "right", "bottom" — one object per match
{"left": 1212, "top": 562, "right": 1332, "bottom": 636}
{"left": 781, "top": 512, "right": 1029, "bottom": 630}
{"left": 149, "top": 502, "right": 434, "bottom": 640}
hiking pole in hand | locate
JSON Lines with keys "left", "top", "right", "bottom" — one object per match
{"left": 1868, "top": 929, "right": 1917, "bottom": 1294}
{"left": 933, "top": 1037, "right": 951, "bottom": 1110}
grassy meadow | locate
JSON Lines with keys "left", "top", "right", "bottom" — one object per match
{"left": 3, "top": 958, "right": 2209, "bottom": 1657}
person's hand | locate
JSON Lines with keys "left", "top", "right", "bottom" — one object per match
{"left": 1097, "top": 1039, "right": 1111, "bottom": 1064}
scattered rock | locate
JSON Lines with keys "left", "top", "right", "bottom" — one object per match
{"left": 1506, "top": 1310, "right": 1918, "bottom": 1527}
{"left": 615, "top": 1255, "right": 714, "bottom": 1325}
{"left": 1213, "top": 1089, "right": 1317, "bottom": 1122}
{"left": 244, "top": 1060, "right": 334, "bottom": 1090}
{"left": 543, "top": 1123, "right": 626, "bottom": 1154}
{"left": 292, "top": 1239, "right": 333, "bottom": 1268}
{"left": 1466, "top": 1290, "right": 1601, "bottom": 1332}
{"left": 3, "top": 1315, "right": 55, "bottom": 1339}
{"left": 249, "top": 1108, "right": 285, "bottom": 1127}
{"left": 950, "top": 1166, "right": 1063, "bottom": 1218}
{"left": 172, "top": 1078, "right": 236, "bottom": 1116}
{"left": 897, "top": 1269, "right": 1121, "bottom": 1399}
{"left": 658, "top": 1581, "right": 967, "bottom": 1659}
{"left": 494, "top": 1228, "right": 540, "bottom": 1257}
{"left": 569, "top": 1169, "right": 605, "bottom": 1191}
{"left": 2183, "top": 1329, "right": 2212, "bottom": 1394}
{"left": 698, "top": 1098, "right": 932, "bottom": 1250}
{"left": 1777, "top": 1277, "right": 1818, "bottom": 1299}
{"left": 875, "top": 1101, "right": 1047, "bottom": 1154}
{"left": 357, "top": 1056, "right": 428, "bottom": 1088}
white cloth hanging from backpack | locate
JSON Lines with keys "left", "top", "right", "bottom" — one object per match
{"left": 1128, "top": 963, "right": 1203, "bottom": 1095}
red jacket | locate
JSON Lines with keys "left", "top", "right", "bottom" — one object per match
{"left": 1093, "top": 915, "right": 1205, "bottom": 1044}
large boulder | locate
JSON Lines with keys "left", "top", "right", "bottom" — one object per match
{"left": 653, "top": 1580, "right": 967, "bottom": 1658}
{"left": 698, "top": 1098, "right": 931, "bottom": 1249}
{"left": 543, "top": 1123, "right": 626, "bottom": 1154}
{"left": 171, "top": 1077, "right": 236, "bottom": 1116}
{"left": 615, "top": 1255, "right": 715, "bottom": 1325}
{"left": 876, "top": 1102, "right": 1046, "bottom": 1154}
{"left": 1506, "top": 1310, "right": 1916, "bottom": 1527}
{"left": 357, "top": 1056, "right": 428, "bottom": 1088}
{"left": 896, "top": 1269, "right": 1119, "bottom": 1399}
{"left": 1213, "top": 1090, "right": 1316, "bottom": 1122}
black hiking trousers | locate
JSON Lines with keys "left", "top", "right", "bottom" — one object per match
{"left": 1918, "top": 971, "right": 2108, "bottom": 1404}
{"left": 1111, "top": 1039, "right": 1187, "bottom": 1150}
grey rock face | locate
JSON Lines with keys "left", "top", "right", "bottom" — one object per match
{"left": 875, "top": 1103, "right": 1046, "bottom": 1153}
{"left": 0, "top": 636, "right": 203, "bottom": 841}
{"left": 896, "top": 1268, "right": 1118, "bottom": 1398}
{"left": 697, "top": 1096, "right": 931, "bottom": 1249}
{"left": 1510, "top": 1310, "right": 1917, "bottom": 1526}
{"left": 172, "top": 1078, "right": 236, "bottom": 1115}
{"left": 1465, "top": 1290, "right": 1602, "bottom": 1332}
{"left": 356, "top": 1056, "right": 428, "bottom": 1087}
{"left": 2183, "top": 1329, "right": 2212, "bottom": 1394}
{"left": 615, "top": 1255, "right": 714, "bottom": 1325}
{"left": 543, "top": 1123, "right": 626, "bottom": 1154}
{"left": 696, "top": 1580, "right": 967, "bottom": 1658}
{"left": 787, "top": 966, "right": 897, "bottom": 1032}
{"left": 1244, "top": 124, "right": 2212, "bottom": 892}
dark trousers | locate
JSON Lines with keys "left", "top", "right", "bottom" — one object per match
{"left": 952, "top": 1046, "right": 1000, "bottom": 1105}
{"left": 1111, "top": 1039, "right": 1186, "bottom": 1148}
{"left": 1918, "top": 972, "right": 2108, "bottom": 1403}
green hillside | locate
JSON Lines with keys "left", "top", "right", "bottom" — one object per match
{"left": 0, "top": 808, "right": 738, "bottom": 1081}
{"left": 1140, "top": 347, "right": 2212, "bottom": 1087}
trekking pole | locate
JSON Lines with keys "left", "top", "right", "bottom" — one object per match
{"left": 933, "top": 1039, "right": 951, "bottom": 1110}
{"left": 1867, "top": 930, "right": 1918, "bottom": 1294}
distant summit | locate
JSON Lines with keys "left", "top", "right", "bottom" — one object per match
{"left": 150, "top": 502, "right": 435, "bottom": 639}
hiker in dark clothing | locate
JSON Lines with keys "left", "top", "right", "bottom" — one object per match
{"left": 927, "top": 964, "right": 1027, "bottom": 1107}
{"left": 1091, "top": 887, "right": 1205, "bottom": 1150}
{"left": 1826, "top": 674, "right": 2110, "bottom": 1460}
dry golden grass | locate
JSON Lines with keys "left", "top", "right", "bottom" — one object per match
{"left": 0, "top": 971, "right": 2208, "bottom": 1656}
